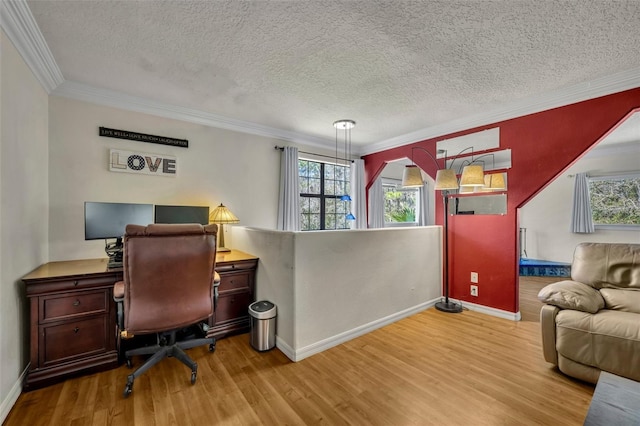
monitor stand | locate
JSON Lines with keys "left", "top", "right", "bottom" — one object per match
{"left": 105, "top": 238, "right": 123, "bottom": 269}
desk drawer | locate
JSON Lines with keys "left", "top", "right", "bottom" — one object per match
{"left": 215, "top": 291, "right": 252, "bottom": 323}
{"left": 40, "top": 315, "right": 109, "bottom": 366}
{"left": 27, "top": 275, "right": 118, "bottom": 296}
{"left": 41, "top": 290, "right": 109, "bottom": 322}
{"left": 218, "top": 272, "right": 250, "bottom": 292}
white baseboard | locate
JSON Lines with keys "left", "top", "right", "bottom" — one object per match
{"left": 272, "top": 298, "right": 520, "bottom": 363}
{"left": 453, "top": 298, "right": 522, "bottom": 321}
{"left": 275, "top": 337, "right": 296, "bottom": 361}
{"left": 0, "top": 364, "right": 28, "bottom": 424}
{"left": 286, "top": 299, "right": 438, "bottom": 362}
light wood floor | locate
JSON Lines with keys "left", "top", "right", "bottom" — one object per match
{"left": 6, "top": 279, "right": 592, "bottom": 426}
{"left": 518, "top": 275, "right": 559, "bottom": 322}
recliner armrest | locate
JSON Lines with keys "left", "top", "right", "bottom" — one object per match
{"left": 540, "top": 304, "right": 559, "bottom": 365}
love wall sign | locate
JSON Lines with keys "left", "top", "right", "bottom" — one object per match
{"left": 109, "top": 149, "right": 177, "bottom": 177}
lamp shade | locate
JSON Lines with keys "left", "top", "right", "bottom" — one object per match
{"left": 486, "top": 172, "right": 506, "bottom": 190}
{"left": 460, "top": 165, "right": 484, "bottom": 187}
{"left": 434, "top": 169, "right": 459, "bottom": 190}
{"left": 402, "top": 165, "right": 424, "bottom": 187}
{"left": 209, "top": 203, "right": 240, "bottom": 224}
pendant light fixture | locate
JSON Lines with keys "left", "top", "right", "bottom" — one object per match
{"left": 333, "top": 119, "right": 356, "bottom": 221}
{"left": 335, "top": 120, "right": 354, "bottom": 201}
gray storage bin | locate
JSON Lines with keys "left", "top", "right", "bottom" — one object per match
{"left": 248, "top": 300, "right": 277, "bottom": 351}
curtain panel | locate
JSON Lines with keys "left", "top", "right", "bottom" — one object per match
{"left": 351, "top": 159, "right": 367, "bottom": 229}
{"left": 277, "top": 147, "right": 301, "bottom": 231}
{"left": 368, "top": 177, "right": 385, "bottom": 228}
{"left": 570, "top": 172, "right": 595, "bottom": 233}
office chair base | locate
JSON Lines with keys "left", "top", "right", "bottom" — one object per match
{"left": 121, "top": 330, "right": 214, "bottom": 398}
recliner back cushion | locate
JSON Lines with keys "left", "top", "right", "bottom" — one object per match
{"left": 600, "top": 289, "right": 640, "bottom": 314}
{"left": 571, "top": 243, "right": 640, "bottom": 290}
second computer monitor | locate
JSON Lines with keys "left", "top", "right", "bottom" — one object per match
{"left": 154, "top": 205, "right": 210, "bottom": 225}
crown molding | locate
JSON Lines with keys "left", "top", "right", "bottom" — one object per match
{"left": 0, "top": 0, "right": 63, "bottom": 93}
{"left": 361, "top": 68, "right": 640, "bottom": 156}
{"left": 52, "top": 81, "right": 334, "bottom": 148}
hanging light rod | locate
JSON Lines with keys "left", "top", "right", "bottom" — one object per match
{"left": 274, "top": 146, "right": 352, "bottom": 163}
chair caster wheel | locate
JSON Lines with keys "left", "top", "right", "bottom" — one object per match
{"left": 123, "top": 379, "right": 133, "bottom": 398}
{"left": 126, "top": 358, "right": 132, "bottom": 368}
{"left": 191, "top": 371, "right": 197, "bottom": 384}
{"left": 209, "top": 343, "right": 215, "bottom": 352}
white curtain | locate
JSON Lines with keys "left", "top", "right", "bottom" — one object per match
{"left": 570, "top": 172, "right": 595, "bottom": 233}
{"left": 418, "top": 181, "right": 432, "bottom": 225}
{"left": 277, "top": 147, "right": 300, "bottom": 231}
{"left": 368, "top": 177, "right": 385, "bottom": 228}
{"left": 350, "top": 159, "right": 367, "bottom": 229}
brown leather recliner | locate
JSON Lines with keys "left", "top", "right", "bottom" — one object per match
{"left": 538, "top": 242, "right": 640, "bottom": 384}
{"left": 113, "top": 223, "right": 219, "bottom": 397}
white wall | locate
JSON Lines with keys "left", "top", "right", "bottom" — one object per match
{"left": 47, "top": 97, "right": 288, "bottom": 261}
{"left": 233, "top": 226, "right": 442, "bottom": 361}
{"left": 0, "top": 30, "right": 49, "bottom": 422}
{"left": 230, "top": 227, "right": 296, "bottom": 345}
{"left": 520, "top": 146, "right": 640, "bottom": 263}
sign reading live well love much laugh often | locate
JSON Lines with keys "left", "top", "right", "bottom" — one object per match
{"left": 99, "top": 127, "right": 188, "bottom": 148}
{"left": 109, "top": 149, "right": 177, "bottom": 177}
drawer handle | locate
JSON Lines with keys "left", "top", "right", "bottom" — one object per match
{"left": 73, "top": 300, "right": 80, "bottom": 306}
{"left": 74, "top": 280, "right": 79, "bottom": 286}
{"left": 73, "top": 327, "right": 79, "bottom": 333}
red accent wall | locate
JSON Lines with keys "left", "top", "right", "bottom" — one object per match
{"left": 363, "top": 88, "right": 640, "bottom": 313}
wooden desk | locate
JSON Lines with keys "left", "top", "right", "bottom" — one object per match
{"left": 22, "top": 250, "right": 258, "bottom": 390}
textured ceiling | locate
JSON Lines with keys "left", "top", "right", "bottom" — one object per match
{"left": 24, "top": 0, "right": 640, "bottom": 151}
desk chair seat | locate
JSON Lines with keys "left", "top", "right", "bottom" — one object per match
{"left": 114, "top": 223, "right": 219, "bottom": 397}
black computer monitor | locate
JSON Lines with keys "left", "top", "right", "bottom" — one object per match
{"left": 84, "top": 201, "right": 154, "bottom": 241}
{"left": 154, "top": 205, "right": 210, "bottom": 225}
{"left": 85, "top": 201, "right": 154, "bottom": 268}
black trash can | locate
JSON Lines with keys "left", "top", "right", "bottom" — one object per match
{"left": 248, "top": 300, "right": 277, "bottom": 351}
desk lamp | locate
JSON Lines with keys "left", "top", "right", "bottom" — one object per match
{"left": 209, "top": 203, "right": 239, "bottom": 252}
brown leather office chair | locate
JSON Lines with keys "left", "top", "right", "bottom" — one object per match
{"left": 113, "top": 223, "right": 219, "bottom": 397}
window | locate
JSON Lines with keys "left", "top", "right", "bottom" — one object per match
{"left": 589, "top": 174, "right": 640, "bottom": 227}
{"left": 299, "top": 159, "right": 350, "bottom": 231}
{"left": 382, "top": 179, "right": 419, "bottom": 226}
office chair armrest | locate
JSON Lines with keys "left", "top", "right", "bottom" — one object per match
{"left": 213, "top": 272, "right": 221, "bottom": 309}
{"left": 113, "top": 280, "right": 125, "bottom": 331}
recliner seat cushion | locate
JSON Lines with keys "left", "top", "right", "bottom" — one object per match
{"left": 556, "top": 309, "right": 640, "bottom": 382}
